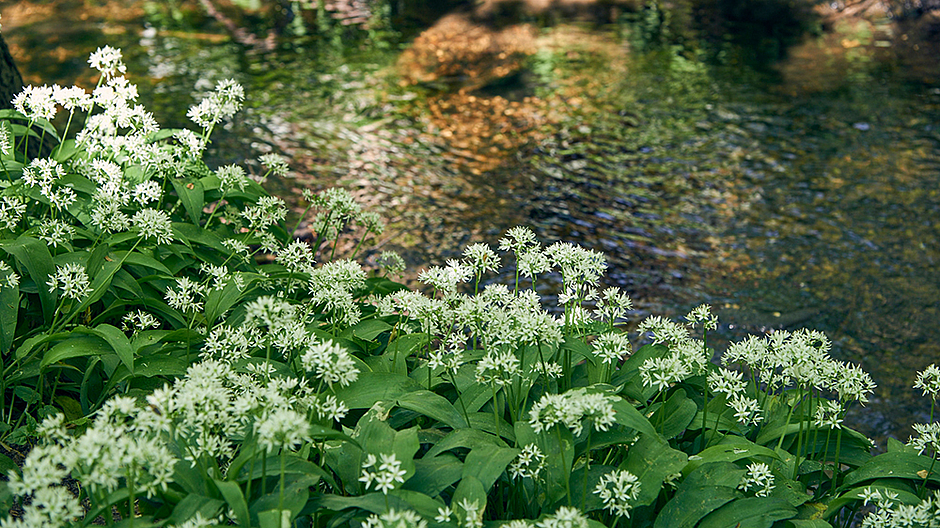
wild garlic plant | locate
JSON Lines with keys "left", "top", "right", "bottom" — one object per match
{"left": 1, "top": 45, "right": 938, "bottom": 528}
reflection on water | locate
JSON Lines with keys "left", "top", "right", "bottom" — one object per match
{"left": 5, "top": 2, "right": 940, "bottom": 444}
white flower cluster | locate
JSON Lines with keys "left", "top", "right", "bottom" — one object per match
{"left": 860, "top": 488, "right": 940, "bottom": 528}
{"left": 813, "top": 399, "right": 844, "bottom": 430}
{"left": 22, "top": 158, "right": 75, "bottom": 210}
{"left": 509, "top": 443, "right": 546, "bottom": 480}
{"left": 528, "top": 389, "right": 616, "bottom": 436}
{"left": 359, "top": 453, "right": 407, "bottom": 495}
{"left": 907, "top": 422, "right": 940, "bottom": 457}
{"left": 308, "top": 259, "right": 367, "bottom": 327}
{"left": 187, "top": 78, "right": 244, "bottom": 131}
{"left": 4, "top": 398, "right": 177, "bottom": 528}
{"left": 475, "top": 349, "right": 521, "bottom": 386}
{"left": 593, "top": 286, "right": 633, "bottom": 325}
{"left": 592, "top": 332, "right": 631, "bottom": 365}
{"left": 594, "top": 469, "right": 642, "bottom": 518}
{"left": 737, "top": 462, "right": 775, "bottom": 497}
{"left": 363, "top": 509, "right": 427, "bottom": 528}
{"left": 301, "top": 338, "right": 360, "bottom": 388}
{"left": 915, "top": 364, "right": 940, "bottom": 399}
{"left": 46, "top": 262, "right": 91, "bottom": 301}
{"left": 534, "top": 506, "right": 589, "bottom": 528}
{"left": 724, "top": 329, "right": 875, "bottom": 404}
{"left": 686, "top": 304, "right": 718, "bottom": 331}
{"left": 0, "top": 197, "right": 25, "bottom": 231}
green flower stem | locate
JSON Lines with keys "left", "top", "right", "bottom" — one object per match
{"left": 127, "top": 467, "right": 135, "bottom": 528}
{"left": 448, "top": 370, "right": 471, "bottom": 426}
{"left": 830, "top": 415, "right": 844, "bottom": 493}
{"left": 558, "top": 426, "right": 572, "bottom": 506}
{"left": 54, "top": 110, "right": 76, "bottom": 159}
{"left": 278, "top": 449, "right": 287, "bottom": 514}
{"left": 492, "top": 383, "right": 501, "bottom": 440}
{"left": 245, "top": 444, "right": 258, "bottom": 502}
{"left": 582, "top": 428, "right": 593, "bottom": 509}
{"left": 349, "top": 225, "right": 374, "bottom": 260}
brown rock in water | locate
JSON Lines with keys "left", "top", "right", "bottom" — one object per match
{"left": 397, "top": 13, "right": 537, "bottom": 91}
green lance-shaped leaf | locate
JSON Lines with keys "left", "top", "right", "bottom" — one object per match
{"left": 171, "top": 178, "right": 205, "bottom": 225}
{"left": 683, "top": 438, "right": 781, "bottom": 476}
{"left": 403, "top": 454, "right": 464, "bottom": 497}
{"left": 1, "top": 235, "right": 55, "bottom": 323}
{"left": 0, "top": 269, "right": 18, "bottom": 353}
{"left": 334, "top": 371, "right": 422, "bottom": 410}
{"left": 213, "top": 479, "right": 250, "bottom": 527}
{"left": 89, "top": 323, "right": 134, "bottom": 373}
{"left": 840, "top": 451, "right": 940, "bottom": 490}
{"left": 462, "top": 444, "right": 520, "bottom": 493}
{"left": 622, "top": 432, "right": 688, "bottom": 508}
{"left": 697, "top": 497, "right": 798, "bottom": 528}
{"left": 823, "top": 481, "right": 923, "bottom": 520}
{"left": 396, "top": 390, "right": 469, "bottom": 429}
{"left": 40, "top": 334, "right": 110, "bottom": 370}
{"left": 648, "top": 388, "right": 698, "bottom": 439}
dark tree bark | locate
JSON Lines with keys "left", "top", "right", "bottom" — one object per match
{"left": 0, "top": 32, "right": 24, "bottom": 110}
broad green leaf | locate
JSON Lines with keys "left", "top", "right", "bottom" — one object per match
{"left": 682, "top": 461, "right": 747, "bottom": 489}
{"left": 840, "top": 451, "right": 940, "bottom": 489}
{"left": 824, "top": 481, "right": 923, "bottom": 519}
{"left": 462, "top": 444, "right": 520, "bottom": 492}
{"left": 697, "top": 497, "right": 797, "bottom": 528}
{"left": 402, "top": 454, "right": 464, "bottom": 497}
{"left": 654, "top": 486, "right": 740, "bottom": 528}
{"left": 396, "top": 390, "right": 468, "bottom": 429}
{"left": 172, "top": 222, "right": 229, "bottom": 253}
{"left": 785, "top": 521, "right": 834, "bottom": 528}
{"left": 611, "top": 396, "right": 657, "bottom": 437}
{"left": 334, "top": 372, "right": 422, "bottom": 409}
{"left": 622, "top": 432, "right": 688, "bottom": 508}
{"left": 0, "top": 269, "right": 18, "bottom": 353}
{"left": 91, "top": 323, "right": 134, "bottom": 373}
{"left": 649, "top": 388, "right": 697, "bottom": 439}
{"left": 204, "top": 279, "right": 245, "bottom": 325}
{"left": 307, "top": 492, "right": 411, "bottom": 516}
{"left": 171, "top": 178, "right": 205, "bottom": 225}
{"left": 1, "top": 235, "right": 55, "bottom": 323}
{"left": 684, "top": 438, "right": 781, "bottom": 475}
{"left": 40, "top": 335, "right": 110, "bottom": 370}
{"left": 118, "top": 250, "right": 173, "bottom": 276}
{"left": 515, "top": 420, "right": 574, "bottom": 505}
{"left": 559, "top": 335, "right": 597, "bottom": 367}
{"left": 214, "top": 479, "right": 250, "bottom": 527}
{"left": 257, "top": 509, "right": 288, "bottom": 528}
{"left": 249, "top": 475, "right": 316, "bottom": 523}
{"left": 343, "top": 319, "right": 393, "bottom": 341}
{"left": 425, "top": 428, "right": 504, "bottom": 459}
{"left": 166, "top": 493, "right": 224, "bottom": 525}
{"left": 451, "top": 475, "right": 487, "bottom": 522}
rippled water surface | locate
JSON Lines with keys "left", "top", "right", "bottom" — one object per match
{"left": 6, "top": 2, "right": 940, "bottom": 444}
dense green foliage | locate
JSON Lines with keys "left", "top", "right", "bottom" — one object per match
{"left": 0, "top": 48, "right": 937, "bottom": 528}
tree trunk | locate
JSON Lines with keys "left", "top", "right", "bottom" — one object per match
{"left": 0, "top": 32, "right": 24, "bottom": 110}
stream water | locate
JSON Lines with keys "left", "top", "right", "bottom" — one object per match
{"left": 5, "top": 2, "right": 940, "bottom": 445}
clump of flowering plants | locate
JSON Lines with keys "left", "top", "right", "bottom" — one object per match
{"left": 0, "top": 47, "right": 937, "bottom": 528}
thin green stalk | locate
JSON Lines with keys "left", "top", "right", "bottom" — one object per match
{"left": 557, "top": 426, "right": 572, "bottom": 506}
{"left": 581, "top": 428, "right": 593, "bottom": 509}
{"left": 127, "top": 467, "right": 136, "bottom": 528}
{"left": 349, "top": 226, "right": 373, "bottom": 260}
{"left": 246, "top": 444, "right": 258, "bottom": 501}
{"left": 830, "top": 417, "right": 844, "bottom": 493}
{"left": 492, "top": 383, "right": 501, "bottom": 440}
{"left": 448, "top": 370, "right": 471, "bottom": 426}
{"left": 794, "top": 386, "right": 806, "bottom": 481}
{"left": 278, "top": 448, "right": 287, "bottom": 513}
{"left": 55, "top": 110, "right": 76, "bottom": 159}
